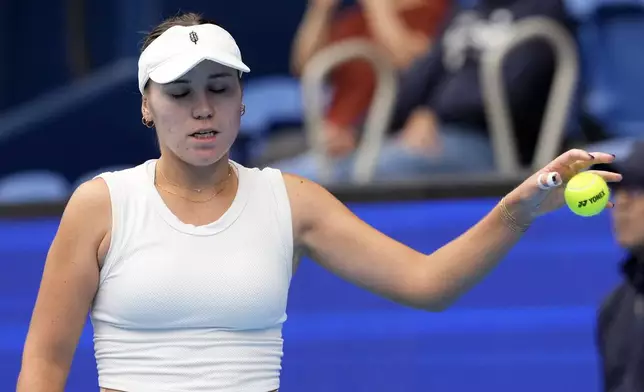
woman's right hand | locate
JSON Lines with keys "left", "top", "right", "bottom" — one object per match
{"left": 399, "top": 108, "right": 440, "bottom": 154}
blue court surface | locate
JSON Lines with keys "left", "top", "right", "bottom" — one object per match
{"left": 0, "top": 198, "right": 623, "bottom": 391}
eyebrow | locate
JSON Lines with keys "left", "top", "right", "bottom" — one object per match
{"left": 171, "top": 73, "right": 234, "bottom": 84}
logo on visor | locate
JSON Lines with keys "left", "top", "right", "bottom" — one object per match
{"left": 189, "top": 31, "right": 198, "bottom": 44}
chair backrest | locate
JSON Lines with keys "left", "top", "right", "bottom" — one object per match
{"left": 300, "top": 39, "right": 398, "bottom": 184}
{"left": 565, "top": 0, "right": 644, "bottom": 138}
{"left": 0, "top": 171, "right": 71, "bottom": 204}
{"left": 480, "top": 16, "right": 579, "bottom": 173}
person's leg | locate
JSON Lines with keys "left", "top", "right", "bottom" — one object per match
{"left": 273, "top": 124, "right": 495, "bottom": 183}
{"left": 371, "top": 125, "right": 496, "bottom": 181}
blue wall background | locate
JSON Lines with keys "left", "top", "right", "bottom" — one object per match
{"left": 0, "top": 198, "right": 624, "bottom": 390}
{"left": 0, "top": 0, "right": 315, "bottom": 112}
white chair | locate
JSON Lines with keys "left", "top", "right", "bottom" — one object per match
{"left": 480, "top": 16, "right": 580, "bottom": 174}
{"left": 300, "top": 39, "right": 398, "bottom": 185}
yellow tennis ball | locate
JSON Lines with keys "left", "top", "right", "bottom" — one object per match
{"left": 564, "top": 172, "right": 610, "bottom": 217}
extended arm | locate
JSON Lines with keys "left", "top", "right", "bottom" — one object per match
{"left": 286, "top": 175, "right": 522, "bottom": 310}
{"left": 285, "top": 150, "right": 620, "bottom": 311}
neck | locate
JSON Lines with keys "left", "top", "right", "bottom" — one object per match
{"left": 157, "top": 153, "right": 231, "bottom": 191}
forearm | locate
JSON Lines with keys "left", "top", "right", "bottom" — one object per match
{"left": 420, "top": 200, "right": 530, "bottom": 310}
{"left": 291, "top": 6, "right": 335, "bottom": 75}
{"left": 17, "top": 357, "right": 68, "bottom": 392}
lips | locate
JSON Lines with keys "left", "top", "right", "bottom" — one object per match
{"left": 190, "top": 130, "right": 219, "bottom": 140}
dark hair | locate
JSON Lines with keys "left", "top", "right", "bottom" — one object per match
{"left": 141, "top": 12, "right": 216, "bottom": 53}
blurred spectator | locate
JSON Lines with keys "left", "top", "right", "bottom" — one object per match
{"left": 568, "top": 1, "right": 644, "bottom": 146}
{"left": 290, "top": 0, "right": 450, "bottom": 157}
{"left": 275, "top": 0, "right": 575, "bottom": 183}
{"left": 596, "top": 140, "right": 644, "bottom": 392}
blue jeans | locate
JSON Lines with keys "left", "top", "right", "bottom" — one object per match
{"left": 272, "top": 125, "right": 495, "bottom": 183}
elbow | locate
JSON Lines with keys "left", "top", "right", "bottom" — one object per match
{"left": 290, "top": 45, "right": 316, "bottom": 77}
{"left": 290, "top": 36, "right": 327, "bottom": 77}
{"left": 404, "top": 270, "right": 456, "bottom": 312}
{"left": 408, "top": 284, "right": 459, "bottom": 312}
{"left": 290, "top": 58, "right": 304, "bottom": 77}
{"left": 289, "top": 45, "right": 307, "bottom": 77}
{"left": 289, "top": 38, "right": 311, "bottom": 77}
{"left": 422, "top": 303, "right": 449, "bottom": 313}
{"left": 18, "top": 341, "right": 72, "bottom": 389}
{"left": 415, "top": 298, "right": 453, "bottom": 313}
{"left": 400, "top": 292, "right": 453, "bottom": 312}
{"left": 17, "top": 357, "right": 67, "bottom": 392}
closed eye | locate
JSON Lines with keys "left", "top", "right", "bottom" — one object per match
{"left": 170, "top": 88, "right": 227, "bottom": 99}
{"left": 170, "top": 91, "right": 189, "bottom": 99}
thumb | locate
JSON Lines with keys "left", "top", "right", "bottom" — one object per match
{"left": 537, "top": 172, "right": 563, "bottom": 191}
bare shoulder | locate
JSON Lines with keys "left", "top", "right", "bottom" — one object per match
{"left": 281, "top": 173, "right": 355, "bottom": 243}
{"left": 282, "top": 172, "right": 336, "bottom": 205}
{"left": 64, "top": 178, "right": 110, "bottom": 223}
{"left": 58, "top": 178, "right": 111, "bottom": 250}
{"left": 68, "top": 177, "right": 110, "bottom": 207}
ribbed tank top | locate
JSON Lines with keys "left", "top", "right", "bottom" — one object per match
{"left": 90, "top": 159, "right": 293, "bottom": 392}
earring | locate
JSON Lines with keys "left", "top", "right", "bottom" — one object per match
{"left": 142, "top": 117, "right": 154, "bottom": 128}
{"left": 241, "top": 104, "right": 246, "bottom": 116}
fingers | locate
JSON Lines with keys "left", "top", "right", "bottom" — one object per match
{"left": 570, "top": 151, "right": 617, "bottom": 172}
{"left": 585, "top": 170, "right": 623, "bottom": 184}
{"left": 552, "top": 149, "right": 616, "bottom": 168}
{"left": 586, "top": 151, "right": 616, "bottom": 165}
{"left": 537, "top": 172, "right": 563, "bottom": 190}
{"left": 535, "top": 168, "right": 622, "bottom": 192}
{"left": 584, "top": 169, "right": 622, "bottom": 209}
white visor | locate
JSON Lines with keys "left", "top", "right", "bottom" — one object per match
{"left": 138, "top": 23, "right": 250, "bottom": 94}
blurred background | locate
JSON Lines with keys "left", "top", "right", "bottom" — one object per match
{"left": 1, "top": 0, "right": 644, "bottom": 390}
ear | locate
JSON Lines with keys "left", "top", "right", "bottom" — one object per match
{"left": 141, "top": 96, "right": 151, "bottom": 119}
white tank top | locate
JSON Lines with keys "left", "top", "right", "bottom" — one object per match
{"left": 90, "top": 159, "right": 293, "bottom": 392}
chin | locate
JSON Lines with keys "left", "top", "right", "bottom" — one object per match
{"left": 184, "top": 149, "right": 230, "bottom": 167}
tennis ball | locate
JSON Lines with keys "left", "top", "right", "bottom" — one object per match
{"left": 564, "top": 172, "right": 610, "bottom": 217}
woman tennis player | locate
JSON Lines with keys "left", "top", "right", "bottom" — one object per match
{"left": 16, "top": 12, "right": 621, "bottom": 392}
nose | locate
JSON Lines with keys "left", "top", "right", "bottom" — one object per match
{"left": 192, "top": 93, "right": 213, "bottom": 120}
